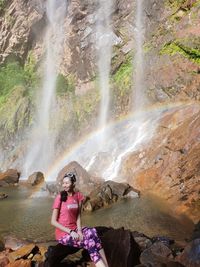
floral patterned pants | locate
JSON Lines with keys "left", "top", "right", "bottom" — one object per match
{"left": 59, "top": 227, "right": 103, "bottom": 263}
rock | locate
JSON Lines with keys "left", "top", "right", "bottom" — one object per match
{"left": 123, "top": 190, "right": 140, "bottom": 198}
{"left": 140, "top": 241, "right": 173, "bottom": 266}
{"left": 0, "top": 240, "right": 4, "bottom": 252}
{"left": 27, "top": 172, "right": 44, "bottom": 186}
{"left": 134, "top": 236, "right": 152, "bottom": 251}
{"left": 151, "top": 236, "right": 175, "bottom": 247}
{"left": 121, "top": 105, "right": 200, "bottom": 222}
{"left": 0, "top": 193, "right": 8, "bottom": 200}
{"left": 5, "top": 259, "right": 31, "bottom": 267}
{"left": 191, "top": 221, "right": 200, "bottom": 240}
{"left": 0, "top": 170, "right": 20, "bottom": 186}
{"left": 0, "top": 250, "right": 9, "bottom": 267}
{"left": 83, "top": 180, "right": 139, "bottom": 211}
{"left": 4, "top": 236, "right": 30, "bottom": 251}
{"left": 56, "top": 161, "right": 99, "bottom": 195}
{"left": 178, "top": 238, "right": 200, "bottom": 267}
{"left": 96, "top": 227, "right": 141, "bottom": 267}
{"left": 44, "top": 182, "right": 59, "bottom": 195}
{"left": 8, "top": 244, "right": 36, "bottom": 263}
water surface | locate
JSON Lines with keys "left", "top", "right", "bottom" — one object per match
{"left": 0, "top": 186, "right": 194, "bottom": 242}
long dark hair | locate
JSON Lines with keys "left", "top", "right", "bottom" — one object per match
{"left": 60, "top": 172, "right": 76, "bottom": 202}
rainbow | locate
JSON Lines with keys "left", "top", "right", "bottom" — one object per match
{"left": 45, "top": 100, "right": 196, "bottom": 181}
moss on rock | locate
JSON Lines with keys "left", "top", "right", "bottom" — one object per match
{"left": 160, "top": 41, "right": 200, "bottom": 64}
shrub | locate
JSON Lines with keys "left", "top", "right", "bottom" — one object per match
{"left": 56, "top": 73, "right": 75, "bottom": 95}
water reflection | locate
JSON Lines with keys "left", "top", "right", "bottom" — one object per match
{"left": 0, "top": 187, "right": 194, "bottom": 242}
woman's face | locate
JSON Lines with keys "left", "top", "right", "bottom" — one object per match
{"left": 62, "top": 177, "right": 74, "bottom": 192}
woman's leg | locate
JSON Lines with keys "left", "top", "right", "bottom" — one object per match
{"left": 59, "top": 227, "right": 109, "bottom": 267}
{"left": 99, "top": 248, "right": 109, "bottom": 266}
{"left": 82, "top": 227, "right": 109, "bottom": 267}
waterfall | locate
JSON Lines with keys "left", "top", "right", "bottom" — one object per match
{"left": 96, "top": 0, "right": 113, "bottom": 145}
{"left": 22, "top": 0, "right": 67, "bottom": 177}
{"left": 133, "top": 0, "right": 146, "bottom": 111}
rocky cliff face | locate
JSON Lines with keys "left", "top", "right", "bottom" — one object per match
{"left": 120, "top": 103, "right": 200, "bottom": 222}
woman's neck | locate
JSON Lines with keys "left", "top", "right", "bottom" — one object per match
{"left": 67, "top": 190, "right": 74, "bottom": 196}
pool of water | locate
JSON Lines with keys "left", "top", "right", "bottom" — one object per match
{"left": 0, "top": 186, "right": 194, "bottom": 242}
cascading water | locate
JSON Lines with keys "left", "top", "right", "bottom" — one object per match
{"left": 96, "top": 0, "right": 113, "bottom": 144}
{"left": 133, "top": 0, "right": 146, "bottom": 111}
{"left": 47, "top": 0, "right": 149, "bottom": 182}
{"left": 22, "top": 0, "right": 67, "bottom": 177}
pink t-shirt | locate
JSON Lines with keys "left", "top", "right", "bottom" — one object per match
{"left": 52, "top": 191, "right": 84, "bottom": 240}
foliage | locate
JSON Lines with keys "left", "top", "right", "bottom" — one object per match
{"left": 56, "top": 73, "right": 75, "bottom": 95}
{"left": 0, "top": 61, "right": 26, "bottom": 105}
{"left": 0, "top": 56, "right": 38, "bottom": 106}
{"left": 24, "top": 52, "right": 38, "bottom": 88}
{"left": 113, "top": 56, "right": 133, "bottom": 97}
{"left": 160, "top": 41, "right": 200, "bottom": 64}
{"left": 73, "top": 89, "right": 99, "bottom": 126}
{"left": 0, "top": 0, "right": 6, "bottom": 12}
{"left": 166, "top": 0, "right": 187, "bottom": 9}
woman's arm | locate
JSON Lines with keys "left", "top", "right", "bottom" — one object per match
{"left": 76, "top": 203, "right": 83, "bottom": 240}
{"left": 51, "top": 208, "right": 71, "bottom": 234}
{"left": 77, "top": 203, "right": 82, "bottom": 231}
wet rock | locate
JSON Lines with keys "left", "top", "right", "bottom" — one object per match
{"left": 0, "top": 250, "right": 9, "bottom": 267}
{"left": 4, "top": 236, "right": 30, "bottom": 251}
{"left": 8, "top": 244, "right": 36, "bottom": 263}
{"left": 140, "top": 241, "right": 173, "bottom": 266}
{"left": 134, "top": 236, "right": 152, "bottom": 251}
{"left": 56, "top": 161, "right": 101, "bottom": 195}
{"left": 27, "top": 172, "right": 44, "bottom": 186}
{"left": 6, "top": 259, "right": 31, "bottom": 267}
{"left": 0, "top": 170, "right": 20, "bottom": 187}
{"left": 0, "top": 193, "right": 8, "bottom": 200}
{"left": 0, "top": 240, "right": 4, "bottom": 252}
{"left": 83, "top": 180, "right": 139, "bottom": 211}
{"left": 178, "top": 238, "right": 200, "bottom": 267}
{"left": 97, "top": 227, "right": 141, "bottom": 267}
{"left": 121, "top": 105, "right": 200, "bottom": 221}
{"left": 44, "top": 182, "right": 59, "bottom": 196}
{"left": 151, "top": 236, "right": 175, "bottom": 247}
{"left": 191, "top": 221, "right": 200, "bottom": 240}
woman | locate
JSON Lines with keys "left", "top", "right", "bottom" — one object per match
{"left": 51, "top": 172, "right": 109, "bottom": 267}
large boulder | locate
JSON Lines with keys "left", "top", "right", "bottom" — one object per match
{"left": 96, "top": 227, "right": 141, "bottom": 267}
{"left": 83, "top": 180, "right": 140, "bottom": 211}
{"left": 56, "top": 161, "right": 102, "bottom": 195}
{"left": 140, "top": 241, "right": 174, "bottom": 266}
{"left": 3, "top": 236, "right": 30, "bottom": 251}
{"left": 0, "top": 169, "right": 20, "bottom": 187}
{"left": 27, "top": 172, "right": 44, "bottom": 186}
{"left": 0, "top": 193, "right": 8, "bottom": 200}
{"left": 177, "top": 238, "right": 200, "bottom": 267}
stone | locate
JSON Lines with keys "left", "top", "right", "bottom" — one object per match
{"left": 56, "top": 161, "right": 98, "bottom": 195}
{"left": 8, "top": 244, "right": 36, "bottom": 263}
{"left": 0, "top": 193, "right": 8, "bottom": 200}
{"left": 0, "top": 251, "right": 9, "bottom": 267}
{"left": 83, "top": 180, "right": 138, "bottom": 211}
{"left": 97, "top": 227, "right": 141, "bottom": 267}
{"left": 0, "top": 170, "right": 20, "bottom": 186}
{"left": 140, "top": 241, "right": 173, "bottom": 266}
{"left": 178, "top": 238, "right": 200, "bottom": 267}
{"left": 4, "top": 236, "right": 30, "bottom": 251}
{"left": 191, "top": 221, "right": 200, "bottom": 240}
{"left": 27, "top": 172, "right": 44, "bottom": 186}
{"left": 134, "top": 236, "right": 152, "bottom": 251}
{"left": 5, "top": 259, "right": 31, "bottom": 267}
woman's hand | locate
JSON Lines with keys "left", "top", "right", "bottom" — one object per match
{"left": 77, "top": 229, "right": 83, "bottom": 241}
{"left": 70, "top": 230, "right": 80, "bottom": 240}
